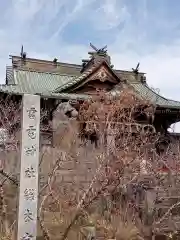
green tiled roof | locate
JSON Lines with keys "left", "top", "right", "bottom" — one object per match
{"left": 0, "top": 84, "right": 90, "bottom": 100}
{"left": 13, "top": 69, "right": 75, "bottom": 93}
{"left": 1, "top": 68, "right": 180, "bottom": 109}
{"left": 130, "top": 82, "right": 180, "bottom": 108}
{"left": 0, "top": 69, "right": 89, "bottom": 100}
{"left": 6, "top": 66, "right": 14, "bottom": 84}
{"left": 2, "top": 69, "right": 75, "bottom": 94}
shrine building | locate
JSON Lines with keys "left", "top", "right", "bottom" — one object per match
{"left": 1, "top": 43, "right": 180, "bottom": 146}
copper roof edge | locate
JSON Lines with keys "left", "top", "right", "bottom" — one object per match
{"left": 9, "top": 55, "right": 145, "bottom": 75}
{"left": 12, "top": 67, "right": 77, "bottom": 77}
{"left": 10, "top": 55, "right": 82, "bottom": 68}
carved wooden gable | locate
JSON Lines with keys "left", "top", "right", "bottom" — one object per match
{"left": 70, "top": 63, "right": 121, "bottom": 94}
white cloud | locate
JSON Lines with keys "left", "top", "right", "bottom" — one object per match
{"left": 12, "top": 0, "right": 42, "bottom": 21}
{"left": 0, "top": 0, "right": 93, "bottom": 79}
{"left": 90, "top": 0, "right": 130, "bottom": 30}
{"left": 50, "top": 0, "right": 93, "bottom": 39}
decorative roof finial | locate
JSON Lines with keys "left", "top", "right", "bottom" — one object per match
{"left": 132, "top": 62, "right": 140, "bottom": 74}
{"left": 89, "top": 43, "right": 107, "bottom": 57}
{"left": 20, "top": 45, "right": 23, "bottom": 57}
{"left": 20, "top": 45, "right": 27, "bottom": 60}
{"left": 53, "top": 58, "right": 58, "bottom": 63}
{"left": 80, "top": 43, "right": 110, "bottom": 73}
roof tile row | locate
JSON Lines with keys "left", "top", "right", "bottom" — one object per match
{"left": 1, "top": 67, "right": 180, "bottom": 109}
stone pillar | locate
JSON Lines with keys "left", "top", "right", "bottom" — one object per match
{"left": 17, "top": 94, "right": 40, "bottom": 240}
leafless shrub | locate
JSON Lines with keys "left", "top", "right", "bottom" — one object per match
{"left": 0, "top": 90, "right": 180, "bottom": 240}
{"left": 36, "top": 90, "right": 158, "bottom": 239}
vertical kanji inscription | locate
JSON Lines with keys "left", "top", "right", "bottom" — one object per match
{"left": 17, "top": 94, "right": 40, "bottom": 240}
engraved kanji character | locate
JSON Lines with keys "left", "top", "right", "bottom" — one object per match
{"left": 27, "top": 107, "right": 37, "bottom": 120}
{"left": 24, "top": 208, "right": 34, "bottom": 222}
{"left": 25, "top": 145, "right": 36, "bottom": 156}
{"left": 21, "top": 232, "right": 33, "bottom": 240}
{"left": 24, "top": 166, "right": 35, "bottom": 178}
{"left": 24, "top": 188, "right": 35, "bottom": 201}
{"left": 26, "top": 126, "right": 36, "bottom": 139}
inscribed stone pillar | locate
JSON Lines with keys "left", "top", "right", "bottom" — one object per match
{"left": 17, "top": 94, "right": 40, "bottom": 240}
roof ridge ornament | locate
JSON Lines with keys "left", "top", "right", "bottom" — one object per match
{"left": 132, "top": 62, "right": 140, "bottom": 74}
{"left": 80, "top": 43, "right": 110, "bottom": 73}
{"left": 20, "top": 45, "right": 27, "bottom": 60}
{"left": 89, "top": 43, "right": 107, "bottom": 57}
